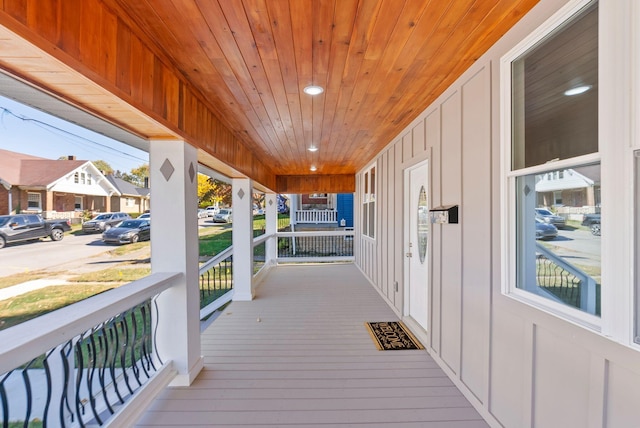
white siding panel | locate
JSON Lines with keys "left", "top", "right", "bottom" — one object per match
{"left": 412, "top": 121, "right": 426, "bottom": 158}
{"left": 439, "top": 91, "right": 462, "bottom": 374}
{"left": 379, "top": 154, "right": 387, "bottom": 296}
{"left": 533, "top": 327, "right": 590, "bottom": 428}
{"left": 489, "top": 309, "right": 527, "bottom": 428}
{"left": 460, "top": 67, "right": 491, "bottom": 402}
{"left": 402, "top": 132, "right": 412, "bottom": 163}
{"left": 426, "top": 108, "right": 442, "bottom": 354}
{"left": 387, "top": 148, "right": 396, "bottom": 303}
{"left": 394, "top": 142, "right": 403, "bottom": 310}
{"left": 606, "top": 362, "right": 640, "bottom": 427}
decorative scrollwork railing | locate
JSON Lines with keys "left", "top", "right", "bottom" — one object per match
{"left": 0, "top": 272, "right": 179, "bottom": 427}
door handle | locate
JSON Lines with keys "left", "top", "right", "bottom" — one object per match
{"left": 406, "top": 252, "right": 412, "bottom": 258}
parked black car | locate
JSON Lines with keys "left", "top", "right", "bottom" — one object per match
{"left": 581, "top": 213, "right": 601, "bottom": 236}
{"left": 102, "top": 219, "right": 150, "bottom": 244}
{"left": 82, "top": 212, "right": 131, "bottom": 233}
{"left": 0, "top": 214, "right": 71, "bottom": 249}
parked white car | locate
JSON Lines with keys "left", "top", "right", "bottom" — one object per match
{"left": 212, "top": 208, "right": 232, "bottom": 223}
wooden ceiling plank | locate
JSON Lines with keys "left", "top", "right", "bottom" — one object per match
{"left": 214, "top": 0, "right": 294, "bottom": 162}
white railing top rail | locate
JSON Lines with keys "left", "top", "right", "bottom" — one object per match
{"left": 199, "top": 246, "right": 234, "bottom": 274}
{"left": 0, "top": 271, "right": 181, "bottom": 375}
{"left": 277, "top": 230, "right": 354, "bottom": 238}
{"left": 252, "top": 232, "right": 274, "bottom": 247}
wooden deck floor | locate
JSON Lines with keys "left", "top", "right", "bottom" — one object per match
{"left": 137, "top": 264, "right": 488, "bottom": 427}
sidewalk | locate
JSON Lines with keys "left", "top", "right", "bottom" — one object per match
{"left": 0, "top": 246, "right": 151, "bottom": 301}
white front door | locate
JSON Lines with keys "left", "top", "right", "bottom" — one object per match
{"left": 405, "top": 161, "right": 429, "bottom": 330}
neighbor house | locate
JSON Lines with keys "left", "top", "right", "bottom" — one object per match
{"left": 0, "top": 149, "right": 120, "bottom": 220}
{"left": 106, "top": 175, "right": 150, "bottom": 214}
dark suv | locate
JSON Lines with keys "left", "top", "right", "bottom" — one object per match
{"left": 82, "top": 212, "right": 131, "bottom": 233}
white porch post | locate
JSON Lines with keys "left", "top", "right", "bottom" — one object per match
{"left": 232, "top": 177, "right": 254, "bottom": 301}
{"left": 290, "top": 194, "right": 298, "bottom": 226}
{"left": 265, "top": 192, "right": 277, "bottom": 265}
{"left": 150, "top": 139, "right": 202, "bottom": 386}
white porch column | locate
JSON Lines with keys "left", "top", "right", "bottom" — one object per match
{"left": 265, "top": 192, "right": 277, "bottom": 265}
{"left": 232, "top": 177, "right": 254, "bottom": 301}
{"left": 290, "top": 193, "right": 298, "bottom": 226}
{"left": 150, "top": 140, "right": 202, "bottom": 386}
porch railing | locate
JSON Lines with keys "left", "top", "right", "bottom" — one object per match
{"left": 199, "top": 247, "right": 234, "bottom": 321}
{"left": 277, "top": 230, "right": 354, "bottom": 263}
{"left": 294, "top": 209, "right": 337, "bottom": 224}
{"left": 0, "top": 272, "right": 180, "bottom": 427}
{"left": 535, "top": 243, "right": 598, "bottom": 315}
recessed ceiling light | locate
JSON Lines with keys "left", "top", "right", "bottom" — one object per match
{"left": 308, "top": 146, "right": 318, "bottom": 152}
{"left": 310, "top": 165, "right": 317, "bottom": 172}
{"left": 564, "top": 85, "right": 592, "bottom": 96}
{"left": 303, "top": 85, "right": 324, "bottom": 95}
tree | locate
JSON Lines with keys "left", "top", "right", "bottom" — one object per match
{"left": 197, "top": 174, "right": 231, "bottom": 207}
{"left": 129, "top": 164, "right": 149, "bottom": 187}
{"left": 92, "top": 160, "right": 114, "bottom": 175}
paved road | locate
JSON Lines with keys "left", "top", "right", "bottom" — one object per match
{"left": 0, "top": 217, "right": 225, "bottom": 278}
{"left": 0, "top": 232, "right": 114, "bottom": 278}
{"left": 541, "top": 226, "right": 600, "bottom": 268}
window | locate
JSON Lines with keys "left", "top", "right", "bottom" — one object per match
{"left": 87, "top": 174, "right": 92, "bottom": 185}
{"left": 362, "top": 164, "right": 376, "bottom": 238}
{"left": 75, "top": 196, "right": 83, "bottom": 211}
{"left": 504, "top": 1, "right": 600, "bottom": 321}
{"left": 74, "top": 172, "right": 79, "bottom": 184}
{"left": 27, "top": 192, "right": 41, "bottom": 211}
{"left": 81, "top": 173, "right": 86, "bottom": 184}
{"left": 126, "top": 197, "right": 135, "bottom": 207}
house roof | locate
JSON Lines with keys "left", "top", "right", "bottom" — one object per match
{"left": 106, "top": 175, "right": 149, "bottom": 198}
{"left": 0, "top": 149, "right": 86, "bottom": 187}
{"left": 0, "top": 149, "right": 44, "bottom": 184}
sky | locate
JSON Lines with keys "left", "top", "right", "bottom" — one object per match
{"left": 0, "top": 95, "right": 149, "bottom": 173}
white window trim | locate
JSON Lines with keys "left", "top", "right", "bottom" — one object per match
{"left": 362, "top": 162, "right": 377, "bottom": 240}
{"left": 500, "top": 0, "right": 602, "bottom": 331}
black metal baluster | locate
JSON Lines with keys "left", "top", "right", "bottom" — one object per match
{"left": 129, "top": 310, "right": 142, "bottom": 387}
{"left": 152, "top": 297, "right": 163, "bottom": 365}
{"left": 60, "top": 341, "right": 74, "bottom": 426}
{"left": 42, "top": 348, "right": 55, "bottom": 428}
{"left": 86, "top": 331, "right": 102, "bottom": 426}
{"left": 136, "top": 305, "right": 151, "bottom": 379}
{"left": 108, "top": 322, "right": 125, "bottom": 405}
{"left": 1, "top": 370, "right": 14, "bottom": 428}
{"left": 97, "top": 324, "right": 114, "bottom": 417}
{"left": 74, "top": 337, "right": 87, "bottom": 428}
{"left": 119, "top": 317, "right": 134, "bottom": 396}
{"left": 21, "top": 358, "right": 37, "bottom": 427}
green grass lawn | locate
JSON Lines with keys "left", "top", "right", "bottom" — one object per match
{"left": 0, "top": 283, "right": 121, "bottom": 330}
{"left": 0, "top": 214, "right": 291, "bottom": 330}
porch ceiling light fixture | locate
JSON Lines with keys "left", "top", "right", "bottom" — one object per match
{"left": 303, "top": 85, "right": 324, "bottom": 95}
{"left": 564, "top": 85, "right": 592, "bottom": 96}
{"left": 308, "top": 146, "right": 318, "bottom": 152}
{"left": 310, "top": 165, "right": 317, "bottom": 172}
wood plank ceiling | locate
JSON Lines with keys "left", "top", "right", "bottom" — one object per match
{"left": 0, "top": 0, "right": 539, "bottom": 189}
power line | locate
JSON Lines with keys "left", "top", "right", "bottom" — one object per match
{"left": 0, "top": 106, "right": 148, "bottom": 164}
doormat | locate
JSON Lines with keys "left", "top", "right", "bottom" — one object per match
{"left": 365, "top": 321, "right": 424, "bottom": 351}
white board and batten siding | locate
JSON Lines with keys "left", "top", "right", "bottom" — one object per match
{"left": 355, "top": 0, "right": 640, "bottom": 427}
